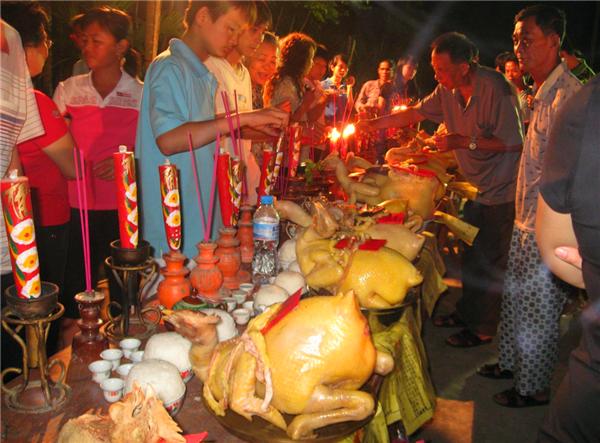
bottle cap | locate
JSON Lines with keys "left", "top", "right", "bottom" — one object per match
{"left": 260, "top": 195, "right": 274, "bottom": 205}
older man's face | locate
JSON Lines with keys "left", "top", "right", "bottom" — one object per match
{"left": 431, "top": 50, "right": 468, "bottom": 90}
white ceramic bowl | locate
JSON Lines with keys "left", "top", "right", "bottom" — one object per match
{"left": 100, "top": 377, "right": 124, "bottom": 403}
{"left": 100, "top": 348, "right": 123, "bottom": 371}
{"left": 116, "top": 363, "right": 134, "bottom": 380}
{"left": 89, "top": 360, "right": 112, "bottom": 384}
{"left": 119, "top": 338, "right": 141, "bottom": 359}
{"left": 232, "top": 308, "right": 250, "bottom": 325}
{"left": 125, "top": 359, "right": 185, "bottom": 415}
{"left": 143, "top": 332, "right": 192, "bottom": 381}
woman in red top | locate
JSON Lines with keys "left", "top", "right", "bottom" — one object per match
{"left": 3, "top": 2, "right": 75, "bottom": 356}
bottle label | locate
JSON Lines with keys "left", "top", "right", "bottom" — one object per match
{"left": 253, "top": 220, "right": 279, "bottom": 241}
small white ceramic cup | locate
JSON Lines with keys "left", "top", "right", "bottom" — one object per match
{"left": 222, "top": 297, "right": 237, "bottom": 313}
{"left": 130, "top": 350, "right": 144, "bottom": 363}
{"left": 100, "top": 377, "right": 124, "bottom": 403}
{"left": 116, "top": 363, "right": 134, "bottom": 380}
{"left": 232, "top": 308, "right": 250, "bottom": 325}
{"left": 232, "top": 289, "right": 246, "bottom": 305}
{"left": 89, "top": 360, "right": 112, "bottom": 384}
{"left": 100, "top": 348, "right": 123, "bottom": 371}
{"left": 119, "top": 338, "right": 141, "bottom": 359}
{"left": 242, "top": 300, "right": 254, "bottom": 315}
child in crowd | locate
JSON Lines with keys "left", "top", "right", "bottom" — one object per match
{"left": 53, "top": 6, "right": 143, "bottom": 345}
{"left": 205, "top": 0, "right": 272, "bottom": 206}
{"left": 321, "top": 53, "right": 355, "bottom": 126}
{"left": 136, "top": 1, "right": 287, "bottom": 261}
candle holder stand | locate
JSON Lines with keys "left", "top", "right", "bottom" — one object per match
{"left": 104, "top": 240, "right": 160, "bottom": 342}
{"left": 68, "top": 290, "right": 109, "bottom": 380}
{"left": 1, "top": 283, "right": 71, "bottom": 413}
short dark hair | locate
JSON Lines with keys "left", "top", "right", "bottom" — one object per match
{"left": 494, "top": 51, "right": 513, "bottom": 72}
{"left": 81, "top": 7, "right": 141, "bottom": 79}
{"left": 1, "top": 1, "right": 49, "bottom": 47}
{"left": 184, "top": 1, "right": 256, "bottom": 31}
{"left": 431, "top": 32, "right": 477, "bottom": 65}
{"left": 514, "top": 4, "right": 566, "bottom": 44}
{"left": 504, "top": 53, "right": 519, "bottom": 65}
{"left": 329, "top": 53, "right": 350, "bottom": 71}
{"left": 255, "top": 0, "right": 272, "bottom": 29}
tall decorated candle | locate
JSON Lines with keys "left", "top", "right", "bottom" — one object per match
{"left": 1, "top": 171, "right": 41, "bottom": 298}
{"left": 113, "top": 145, "right": 138, "bottom": 248}
{"left": 159, "top": 160, "right": 181, "bottom": 251}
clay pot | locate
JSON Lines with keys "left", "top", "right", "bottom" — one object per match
{"left": 157, "top": 251, "right": 191, "bottom": 309}
{"left": 238, "top": 205, "right": 254, "bottom": 265}
{"left": 190, "top": 242, "right": 223, "bottom": 302}
{"left": 215, "top": 227, "right": 241, "bottom": 290}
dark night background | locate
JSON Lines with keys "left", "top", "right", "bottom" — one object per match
{"left": 38, "top": 1, "right": 599, "bottom": 98}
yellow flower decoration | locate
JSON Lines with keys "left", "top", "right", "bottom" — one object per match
{"left": 163, "top": 190, "right": 180, "bottom": 208}
{"left": 166, "top": 210, "right": 181, "bottom": 228}
{"left": 16, "top": 247, "right": 39, "bottom": 273}
{"left": 10, "top": 219, "right": 35, "bottom": 245}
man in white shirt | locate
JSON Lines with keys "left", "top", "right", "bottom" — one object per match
{"left": 205, "top": 1, "right": 271, "bottom": 206}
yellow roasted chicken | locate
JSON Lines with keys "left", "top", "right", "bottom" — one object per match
{"left": 165, "top": 293, "right": 394, "bottom": 440}
{"left": 275, "top": 199, "right": 424, "bottom": 307}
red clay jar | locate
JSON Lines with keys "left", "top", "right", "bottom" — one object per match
{"left": 190, "top": 242, "right": 223, "bottom": 302}
{"left": 215, "top": 227, "right": 241, "bottom": 290}
{"left": 157, "top": 251, "right": 191, "bottom": 309}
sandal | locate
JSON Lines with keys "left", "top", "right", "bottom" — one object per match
{"left": 432, "top": 312, "right": 466, "bottom": 328}
{"left": 477, "top": 363, "right": 514, "bottom": 379}
{"left": 445, "top": 329, "right": 492, "bottom": 348}
{"left": 493, "top": 387, "right": 549, "bottom": 408}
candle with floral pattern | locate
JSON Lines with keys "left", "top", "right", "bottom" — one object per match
{"left": 159, "top": 160, "right": 181, "bottom": 251}
{"left": 113, "top": 145, "right": 138, "bottom": 248}
{"left": 1, "top": 171, "right": 41, "bottom": 298}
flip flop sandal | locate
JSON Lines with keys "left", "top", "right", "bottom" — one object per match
{"left": 493, "top": 387, "right": 549, "bottom": 408}
{"left": 477, "top": 363, "right": 514, "bottom": 379}
{"left": 432, "top": 312, "right": 466, "bottom": 328}
{"left": 445, "top": 328, "right": 492, "bottom": 347}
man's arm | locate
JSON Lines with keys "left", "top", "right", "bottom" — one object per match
{"left": 535, "top": 194, "right": 584, "bottom": 288}
{"left": 156, "top": 108, "right": 288, "bottom": 155}
{"left": 357, "top": 106, "right": 425, "bottom": 130}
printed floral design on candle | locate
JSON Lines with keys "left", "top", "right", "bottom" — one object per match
{"left": 113, "top": 146, "right": 138, "bottom": 249}
{"left": 1, "top": 173, "right": 42, "bottom": 298}
{"left": 159, "top": 161, "right": 182, "bottom": 251}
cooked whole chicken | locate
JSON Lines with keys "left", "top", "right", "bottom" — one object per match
{"left": 164, "top": 293, "right": 394, "bottom": 440}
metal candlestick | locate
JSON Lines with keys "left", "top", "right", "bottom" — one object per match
{"left": 1, "top": 283, "right": 70, "bottom": 413}
{"left": 104, "top": 240, "right": 160, "bottom": 341}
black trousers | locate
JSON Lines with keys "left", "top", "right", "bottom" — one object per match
{"left": 456, "top": 200, "right": 515, "bottom": 336}
{"left": 62, "top": 209, "right": 119, "bottom": 318}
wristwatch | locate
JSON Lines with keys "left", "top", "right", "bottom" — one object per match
{"left": 468, "top": 135, "right": 478, "bottom": 151}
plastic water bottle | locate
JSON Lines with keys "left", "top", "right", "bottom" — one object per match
{"left": 252, "top": 195, "right": 280, "bottom": 284}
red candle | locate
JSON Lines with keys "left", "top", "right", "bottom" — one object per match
{"left": 159, "top": 160, "right": 181, "bottom": 252}
{"left": 217, "top": 151, "right": 234, "bottom": 227}
{"left": 257, "top": 148, "right": 274, "bottom": 198}
{"left": 288, "top": 124, "right": 301, "bottom": 178}
{"left": 113, "top": 145, "right": 138, "bottom": 249}
{"left": 1, "top": 171, "right": 42, "bottom": 298}
{"left": 230, "top": 156, "right": 242, "bottom": 226}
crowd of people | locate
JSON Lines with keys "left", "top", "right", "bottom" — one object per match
{"left": 0, "top": 1, "right": 598, "bottom": 441}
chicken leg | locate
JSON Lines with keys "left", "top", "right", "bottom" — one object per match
{"left": 287, "top": 384, "right": 374, "bottom": 440}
